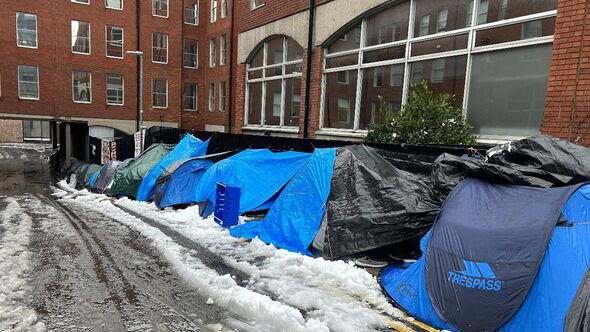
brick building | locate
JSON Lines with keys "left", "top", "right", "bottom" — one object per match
{"left": 1, "top": 0, "right": 590, "bottom": 147}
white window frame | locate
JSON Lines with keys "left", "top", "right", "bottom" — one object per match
{"left": 209, "top": 39, "right": 216, "bottom": 67}
{"left": 208, "top": 83, "right": 215, "bottom": 112}
{"left": 219, "top": 81, "right": 226, "bottom": 112}
{"left": 220, "top": 34, "right": 227, "bottom": 66}
{"left": 185, "top": 2, "right": 199, "bottom": 25}
{"left": 183, "top": 39, "right": 198, "bottom": 69}
{"left": 106, "top": 73, "right": 124, "bottom": 106}
{"left": 183, "top": 83, "right": 197, "bottom": 111}
{"left": 152, "top": 79, "right": 168, "bottom": 108}
{"left": 318, "top": 0, "right": 558, "bottom": 138}
{"left": 244, "top": 37, "right": 304, "bottom": 129}
{"left": 152, "top": 32, "right": 168, "bottom": 64}
{"left": 152, "top": 0, "right": 169, "bottom": 18}
{"left": 337, "top": 97, "right": 351, "bottom": 124}
{"left": 105, "top": 0, "right": 123, "bottom": 10}
{"left": 16, "top": 12, "right": 38, "bottom": 49}
{"left": 18, "top": 65, "right": 40, "bottom": 100}
{"left": 105, "top": 26, "right": 124, "bottom": 59}
{"left": 71, "top": 20, "right": 91, "bottom": 55}
{"left": 221, "top": 0, "right": 227, "bottom": 18}
{"left": 251, "top": 0, "right": 265, "bottom": 10}
{"left": 72, "top": 0, "right": 90, "bottom": 4}
{"left": 72, "top": 71, "right": 92, "bottom": 104}
{"left": 437, "top": 9, "right": 448, "bottom": 33}
{"left": 211, "top": 0, "right": 217, "bottom": 23}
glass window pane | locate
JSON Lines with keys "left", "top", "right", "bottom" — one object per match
{"left": 328, "top": 23, "right": 361, "bottom": 53}
{"left": 475, "top": 17, "right": 555, "bottom": 47}
{"left": 106, "top": 74, "right": 123, "bottom": 105}
{"left": 153, "top": 0, "right": 169, "bottom": 16}
{"left": 411, "top": 34, "right": 468, "bottom": 57}
{"left": 153, "top": 32, "right": 168, "bottom": 63}
{"left": 323, "top": 70, "right": 358, "bottom": 129}
{"left": 248, "top": 69, "right": 263, "bottom": 80}
{"left": 285, "top": 78, "right": 301, "bottom": 127}
{"left": 106, "top": 0, "right": 122, "bottom": 9}
{"left": 42, "top": 121, "right": 50, "bottom": 139}
{"left": 416, "top": 0, "right": 475, "bottom": 36}
{"left": 325, "top": 54, "right": 359, "bottom": 69}
{"left": 359, "top": 66, "right": 404, "bottom": 130}
{"left": 365, "top": 2, "right": 410, "bottom": 47}
{"left": 17, "top": 13, "right": 37, "bottom": 48}
{"left": 268, "top": 38, "right": 284, "bottom": 65}
{"left": 106, "top": 26, "right": 123, "bottom": 58}
{"left": 183, "top": 39, "right": 198, "bottom": 67}
{"left": 285, "top": 63, "right": 303, "bottom": 75}
{"left": 73, "top": 71, "right": 91, "bottom": 102}
{"left": 363, "top": 46, "right": 405, "bottom": 64}
{"left": 250, "top": 46, "right": 264, "bottom": 68}
{"left": 409, "top": 56, "right": 467, "bottom": 107}
{"left": 71, "top": 21, "right": 90, "bottom": 54}
{"left": 467, "top": 44, "right": 551, "bottom": 136}
{"left": 264, "top": 80, "right": 282, "bottom": 125}
{"left": 286, "top": 38, "right": 303, "bottom": 62}
{"left": 466, "top": 0, "right": 490, "bottom": 26}
{"left": 483, "top": 0, "right": 556, "bottom": 24}
{"left": 248, "top": 82, "right": 263, "bottom": 125}
{"left": 265, "top": 66, "right": 283, "bottom": 78}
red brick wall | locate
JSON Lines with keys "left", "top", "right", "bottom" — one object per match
{"left": 541, "top": 0, "right": 590, "bottom": 146}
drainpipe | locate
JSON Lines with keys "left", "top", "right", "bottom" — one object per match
{"left": 227, "top": 0, "right": 236, "bottom": 133}
{"left": 135, "top": 0, "right": 142, "bottom": 132}
{"left": 303, "top": 0, "right": 316, "bottom": 138}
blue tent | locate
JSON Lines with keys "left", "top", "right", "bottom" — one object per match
{"left": 136, "top": 135, "right": 209, "bottom": 201}
{"left": 380, "top": 179, "right": 590, "bottom": 331}
{"left": 152, "top": 158, "right": 214, "bottom": 208}
{"left": 87, "top": 169, "right": 100, "bottom": 187}
{"left": 230, "top": 149, "right": 336, "bottom": 255}
{"left": 195, "top": 149, "right": 311, "bottom": 217}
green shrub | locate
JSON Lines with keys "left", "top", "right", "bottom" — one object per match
{"left": 365, "top": 81, "right": 476, "bottom": 145}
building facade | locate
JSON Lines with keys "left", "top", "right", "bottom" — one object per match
{"left": 1, "top": 0, "right": 589, "bottom": 147}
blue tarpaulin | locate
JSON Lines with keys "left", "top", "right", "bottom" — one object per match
{"left": 230, "top": 149, "right": 336, "bottom": 255}
{"left": 136, "top": 135, "right": 209, "bottom": 201}
{"left": 155, "top": 158, "right": 214, "bottom": 208}
{"left": 381, "top": 182, "right": 590, "bottom": 331}
{"left": 195, "top": 149, "right": 311, "bottom": 217}
{"left": 88, "top": 170, "right": 100, "bottom": 187}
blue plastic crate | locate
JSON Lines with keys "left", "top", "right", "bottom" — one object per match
{"left": 214, "top": 183, "right": 241, "bottom": 228}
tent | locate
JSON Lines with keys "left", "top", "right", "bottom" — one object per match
{"left": 380, "top": 178, "right": 590, "bottom": 332}
{"left": 87, "top": 169, "right": 100, "bottom": 187}
{"left": 231, "top": 145, "right": 440, "bottom": 258}
{"left": 150, "top": 157, "right": 214, "bottom": 209}
{"left": 109, "top": 143, "right": 174, "bottom": 198}
{"left": 136, "top": 135, "right": 209, "bottom": 201}
{"left": 73, "top": 163, "right": 101, "bottom": 189}
{"left": 195, "top": 149, "right": 312, "bottom": 217}
{"left": 90, "top": 160, "right": 124, "bottom": 193}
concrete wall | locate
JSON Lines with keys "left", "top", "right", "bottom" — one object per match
{"left": 0, "top": 119, "right": 23, "bottom": 143}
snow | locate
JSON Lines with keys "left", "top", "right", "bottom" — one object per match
{"left": 53, "top": 187, "right": 413, "bottom": 332}
{"left": 0, "top": 197, "right": 47, "bottom": 332}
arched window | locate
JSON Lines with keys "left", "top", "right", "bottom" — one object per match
{"left": 245, "top": 36, "right": 303, "bottom": 128}
{"left": 321, "top": 0, "right": 556, "bottom": 138}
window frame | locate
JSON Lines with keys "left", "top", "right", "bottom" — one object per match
{"left": 251, "top": 0, "right": 265, "bottom": 10}
{"left": 16, "top": 12, "right": 38, "bottom": 49}
{"left": 220, "top": 34, "right": 227, "bottom": 66}
{"left": 71, "top": 20, "right": 91, "bottom": 55}
{"left": 105, "top": 0, "right": 123, "bottom": 10}
{"left": 152, "top": 0, "right": 169, "bottom": 18}
{"left": 71, "top": 0, "right": 90, "bottom": 5}
{"left": 209, "top": 38, "right": 216, "bottom": 67}
{"left": 152, "top": 78, "right": 168, "bottom": 108}
{"left": 211, "top": 0, "right": 217, "bottom": 23}
{"left": 105, "top": 25, "right": 124, "bottom": 59}
{"left": 152, "top": 32, "right": 169, "bottom": 64}
{"left": 319, "top": 0, "right": 558, "bottom": 138}
{"left": 208, "top": 83, "right": 215, "bottom": 112}
{"left": 221, "top": 0, "right": 227, "bottom": 18}
{"left": 183, "top": 39, "right": 198, "bottom": 69}
{"left": 18, "top": 65, "right": 40, "bottom": 101}
{"left": 183, "top": 83, "right": 197, "bottom": 111}
{"left": 72, "top": 70, "right": 92, "bottom": 104}
{"left": 219, "top": 81, "right": 226, "bottom": 112}
{"left": 184, "top": 1, "right": 199, "bottom": 25}
{"left": 106, "top": 73, "right": 124, "bottom": 106}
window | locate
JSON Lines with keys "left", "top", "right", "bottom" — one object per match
{"left": 220, "top": 34, "right": 227, "bottom": 66}
{"left": 431, "top": 58, "right": 446, "bottom": 83}
{"left": 211, "top": 0, "right": 217, "bottom": 22}
{"left": 337, "top": 98, "right": 350, "bottom": 123}
{"left": 18, "top": 65, "right": 39, "bottom": 100}
{"left": 16, "top": 13, "right": 37, "bottom": 48}
{"left": 437, "top": 9, "right": 448, "bottom": 33}
{"left": 390, "top": 64, "right": 403, "bottom": 87}
{"left": 72, "top": 0, "right": 90, "bottom": 4}
{"left": 185, "top": 1, "right": 199, "bottom": 25}
{"left": 337, "top": 71, "right": 349, "bottom": 84}
{"left": 208, "top": 83, "right": 215, "bottom": 112}
{"left": 221, "top": 0, "right": 227, "bottom": 18}
{"left": 106, "top": 0, "right": 122, "bottom": 10}
{"left": 392, "top": 23, "right": 402, "bottom": 42}
{"left": 209, "top": 39, "right": 216, "bottom": 67}
{"left": 523, "top": 20, "right": 543, "bottom": 39}
{"left": 373, "top": 67, "right": 384, "bottom": 87}
{"left": 245, "top": 36, "right": 304, "bottom": 127}
{"left": 411, "top": 63, "right": 423, "bottom": 84}
{"left": 183, "top": 39, "right": 198, "bottom": 68}
{"left": 72, "top": 71, "right": 91, "bottom": 103}
{"left": 498, "top": 0, "right": 508, "bottom": 20}
{"left": 183, "top": 83, "right": 197, "bottom": 111}
{"left": 71, "top": 21, "right": 90, "bottom": 54}
{"left": 152, "top": 79, "right": 168, "bottom": 108}
{"left": 466, "top": 0, "right": 489, "bottom": 26}
{"left": 152, "top": 32, "right": 168, "bottom": 63}
{"left": 23, "top": 120, "right": 50, "bottom": 141}
{"left": 419, "top": 15, "right": 429, "bottom": 36}
{"left": 106, "top": 26, "right": 123, "bottom": 58}
{"left": 153, "top": 0, "right": 169, "bottom": 17}
{"left": 106, "top": 74, "right": 124, "bottom": 105}
{"left": 219, "top": 81, "right": 226, "bottom": 112}
{"left": 251, "top": 0, "right": 265, "bottom": 10}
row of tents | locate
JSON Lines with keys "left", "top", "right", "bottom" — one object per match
{"left": 55, "top": 134, "right": 590, "bottom": 331}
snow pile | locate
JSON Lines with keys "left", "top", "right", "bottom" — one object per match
{"left": 0, "top": 197, "right": 46, "bottom": 332}
{"left": 55, "top": 189, "right": 410, "bottom": 331}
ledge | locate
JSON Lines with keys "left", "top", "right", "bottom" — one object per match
{"left": 242, "top": 125, "right": 300, "bottom": 134}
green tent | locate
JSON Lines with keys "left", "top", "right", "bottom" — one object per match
{"left": 108, "top": 143, "right": 175, "bottom": 198}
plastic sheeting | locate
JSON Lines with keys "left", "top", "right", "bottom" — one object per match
{"left": 195, "top": 149, "right": 311, "bottom": 217}
{"left": 91, "top": 160, "right": 123, "bottom": 194}
{"left": 109, "top": 143, "right": 174, "bottom": 198}
{"left": 88, "top": 170, "right": 100, "bottom": 187}
{"left": 76, "top": 164, "right": 101, "bottom": 189}
{"left": 230, "top": 149, "right": 336, "bottom": 255}
{"left": 324, "top": 145, "right": 440, "bottom": 258}
{"left": 136, "top": 135, "right": 209, "bottom": 201}
{"left": 381, "top": 182, "right": 590, "bottom": 332}
{"left": 155, "top": 158, "right": 214, "bottom": 209}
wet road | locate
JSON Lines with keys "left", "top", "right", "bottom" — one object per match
{"left": 0, "top": 145, "right": 234, "bottom": 331}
